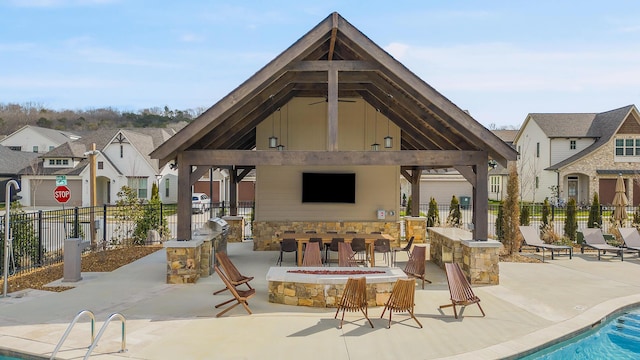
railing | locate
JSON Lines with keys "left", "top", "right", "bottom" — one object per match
{"left": 83, "top": 312, "right": 127, "bottom": 359}
{"left": 50, "top": 309, "right": 95, "bottom": 360}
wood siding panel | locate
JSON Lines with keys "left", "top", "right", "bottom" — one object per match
{"left": 599, "top": 179, "right": 616, "bottom": 205}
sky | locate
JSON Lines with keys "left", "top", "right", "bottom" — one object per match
{"left": 1, "top": 0, "right": 640, "bottom": 129}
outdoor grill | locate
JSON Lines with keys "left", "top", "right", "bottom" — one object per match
{"left": 208, "top": 217, "right": 229, "bottom": 256}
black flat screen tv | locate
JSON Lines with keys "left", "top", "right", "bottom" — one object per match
{"left": 302, "top": 172, "right": 356, "bottom": 203}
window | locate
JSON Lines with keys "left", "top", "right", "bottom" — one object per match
{"left": 165, "top": 178, "right": 170, "bottom": 198}
{"left": 8, "top": 146, "right": 21, "bottom": 151}
{"left": 128, "top": 177, "right": 148, "bottom": 198}
{"left": 490, "top": 176, "right": 500, "bottom": 193}
{"left": 120, "top": 145, "right": 123, "bottom": 158}
{"left": 535, "top": 176, "right": 539, "bottom": 189}
{"left": 98, "top": 161, "right": 104, "bottom": 170}
{"left": 32, "top": 146, "right": 38, "bottom": 153}
{"left": 536, "top": 142, "right": 540, "bottom": 158}
{"left": 49, "top": 159, "right": 55, "bottom": 165}
{"left": 49, "top": 146, "right": 54, "bottom": 151}
{"left": 55, "top": 159, "right": 62, "bottom": 165}
{"left": 62, "top": 159, "right": 68, "bottom": 165}
{"left": 615, "top": 137, "right": 640, "bottom": 156}
{"left": 570, "top": 140, "right": 576, "bottom": 150}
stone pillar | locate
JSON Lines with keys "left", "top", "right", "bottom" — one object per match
{"left": 404, "top": 217, "right": 427, "bottom": 243}
{"left": 223, "top": 215, "right": 245, "bottom": 243}
{"left": 164, "top": 239, "right": 203, "bottom": 284}
{"left": 462, "top": 240, "right": 501, "bottom": 285}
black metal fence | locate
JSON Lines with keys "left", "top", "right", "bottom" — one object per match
{"left": 2, "top": 200, "right": 634, "bottom": 278}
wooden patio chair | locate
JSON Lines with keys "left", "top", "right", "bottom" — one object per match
{"left": 334, "top": 277, "right": 374, "bottom": 329}
{"left": 403, "top": 245, "right": 431, "bottom": 289}
{"left": 302, "top": 241, "right": 323, "bottom": 267}
{"left": 439, "top": 263, "right": 485, "bottom": 319}
{"left": 213, "top": 265, "right": 256, "bottom": 317}
{"left": 380, "top": 278, "right": 422, "bottom": 328}
{"left": 338, "top": 242, "right": 358, "bottom": 267}
{"left": 213, "top": 252, "right": 254, "bottom": 295}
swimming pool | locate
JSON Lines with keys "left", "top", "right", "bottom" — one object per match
{"left": 521, "top": 308, "right": 640, "bottom": 359}
{"left": 0, "top": 348, "right": 47, "bottom": 360}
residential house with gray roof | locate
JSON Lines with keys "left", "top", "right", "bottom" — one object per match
{"left": 0, "top": 125, "right": 80, "bottom": 153}
{"left": 513, "top": 105, "right": 640, "bottom": 206}
{"left": 0, "top": 145, "right": 39, "bottom": 202}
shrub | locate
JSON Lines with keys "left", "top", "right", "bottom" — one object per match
{"left": 0, "top": 201, "right": 40, "bottom": 270}
{"left": 495, "top": 202, "right": 504, "bottom": 241}
{"left": 426, "top": 197, "right": 440, "bottom": 227}
{"left": 540, "top": 198, "right": 551, "bottom": 230}
{"left": 502, "top": 162, "right": 521, "bottom": 254}
{"left": 406, "top": 196, "right": 412, "bottom": 216}
{"left": 519, "top": 205, "right": 530, "bottom": 226}
{"left": 587, "top": 192, "right": 602, "bottom": 228}
{"left": 564, "top": 198, "right": 578, "bottom": 242}
{"left": 447, "top": 195, "right": 461, "bottom": 227}
{"left": 133, "top": 182, "right": 171, "bottom": 244}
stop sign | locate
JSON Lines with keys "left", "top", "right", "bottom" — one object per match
{"left": 54, "top": 185, "right": 71, "bottom": 204}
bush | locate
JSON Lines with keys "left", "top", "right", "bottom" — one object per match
{"left": 540, "top": 198, "right": 551, "bottom": 230}
{"left": 495, "top": 202, "right": 504, "bottom": 241}
{"left": 447, "top": 195, "right": 461, "bottom": 227}
{"left": 587, "top": 192, "right": 602, "bottom": 228}
{"left": 133, "top": 182, "right": 171, "bottom": 244}
{"left": 426, "top": 197, "right": 440, "bottom": 227}
{"left": 519, "top": 205, "right": 530, "bottom": 226}
{"left": 0, "top": 201, "right": 40, "bottom": 271}
{"left": 564, "top": 198, "right": 578, "bottom": 242}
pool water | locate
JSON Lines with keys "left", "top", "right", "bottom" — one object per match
{"left": 522, "top": 309, "right": 640, "bottom": 359}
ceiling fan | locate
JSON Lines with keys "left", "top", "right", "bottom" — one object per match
{"left": 308, "top": 97, "right": 357, "bottom": 105}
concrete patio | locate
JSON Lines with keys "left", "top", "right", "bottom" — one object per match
{"left": 1, "top": 241, "right": 640, "bottom": 359}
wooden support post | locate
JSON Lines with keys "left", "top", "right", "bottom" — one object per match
{"left": 177, "top": 153, "right": 192, "bottom": 240}
{"left": 411, "top": 168, "right": 422, "bottom": 216}
{"left": 472, "top": 157, "right": 489, "bottom": 241}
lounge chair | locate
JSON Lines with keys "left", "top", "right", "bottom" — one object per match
{"left": 213, "top": 265, "right": 256, "bottom": 317}
{"left": 403, "top": 245, "right": 431, "bottom": 289}
{"left": 618, "top": 228, "right": 640, "bottom": 257}
{"left": 439, "top": 263, "right": 485, "bottom": 319}
{"left": 334, "top": 277, "right": 373, "bottom": 329}
{"left": 380, "top": 278, "right": 422, "bottom": 328}
{"left": 301, "top": 241, "right": 323, "bottom": 267}
{"left": 518, "top": 226, "right": 572, "bottom": 262}
{"left": 581, "top": 228, "right": 623, "bottom": 261}
{"left": 213, "top": 252, "right": 254, "bottom": 295}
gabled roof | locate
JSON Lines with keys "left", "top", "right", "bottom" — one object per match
{"left": 0, "top": 145, "right": 39, "bottom": 175}
{"left": 546, "top": 105, "right": 636, "bottom": 170}
{"left": 150, "top": 12, "right": 517, "bottom": 167}
{"left": 3, "top": 125, "right": 80, "bottom": 144}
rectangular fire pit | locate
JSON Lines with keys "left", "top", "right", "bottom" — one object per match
{"left": 266, "top": 267, "right": 408, "bottom": 308}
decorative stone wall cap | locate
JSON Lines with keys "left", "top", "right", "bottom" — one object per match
{"left": 462, "top": 239, "right": 502, "bottom": 248}
{"left": 266, "top": 267, "right": 407, "bottom": 284}
{"left": 404, "top": 216, "right": 427, "bottom": 220}
{"left": 222, "top": 215, "right": 244, "bottom": 220}
{"left": 164, "top": 239, "right": 204, "bottom": 248}
{"left": 429, "top": 227, "right": 473, "bottom": 240}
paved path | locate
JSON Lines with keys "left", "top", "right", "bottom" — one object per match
{"left": 1, "top": 242, "right": 640, "bottom": 359}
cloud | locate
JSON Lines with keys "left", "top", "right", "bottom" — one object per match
{"left": 180, "top": 33, "right": 205, "bottom": 43}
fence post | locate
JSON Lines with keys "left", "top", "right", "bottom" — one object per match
{"left": 73, "top": 207, "right": 79, "bottom": 239}
{"left": 37, "top": 210, "right": 43, "bottom": 266}
{"left": 159, "top": 202, "right": 164, "bottom": 238}
{"left": 102, "top": 204, "right": 107, "bottom": 247}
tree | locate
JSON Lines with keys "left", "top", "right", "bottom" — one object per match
{"left": 564, "top": 198, "right": 578, "bottom": 242}
{"left": 133, "top": 182, "right": 170, "bottom": 244}
{"left": 495, "top": 201, "right": 504, "bottom": 241}
{"left": 446, "top": 195, "right": 461, "bottom": 227}
{"left": 502, "top": 162, "right": 521, "bottom": 254}
{"left": 587, "top": 192, "right": 602, "bottom": 228}
{"left": 406, "top": 196, "right": 412, "bottom": 216}
{"left": 426, "top": 197, "right": 440, "bottom": 227}
{"left": 519, "top": 205, "right": 530, "bottom": 226}
{"left": 540, "top": 198, "right": 551, "bottom": 230}
{"left": 112, "top": 186, "right": 144, "bottom": 246}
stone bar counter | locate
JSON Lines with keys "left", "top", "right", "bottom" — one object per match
{"left": 164, "top": 239, "right": 203, "bottom": 284}
{"left": 428, "top": 227, "right": 502, "bottom": 285}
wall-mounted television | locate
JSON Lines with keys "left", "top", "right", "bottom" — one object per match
{"left": 302, "top": 173, "right": 356, "bottom": 203}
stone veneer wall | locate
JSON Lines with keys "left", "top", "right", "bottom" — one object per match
{"left": 428, "top": 227, "right": 501, "bottom": 285}
{"left": 404, "top": 217, "right": 427, "bottom": 243}
{"left": 165, "top": 241, "right": 202, "bottom": 284}
{"left": 253, "top": 221, "right": 401, "bottom": 251}
{"left": 223, "top": 216, "right": 245, "bottom": 243}
{"left": 268, "top": 281, "right": 394, "bottom": 307}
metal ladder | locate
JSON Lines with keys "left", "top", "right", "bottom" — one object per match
{"left": 50, "top": 310, "right": 127, "bottom": 359}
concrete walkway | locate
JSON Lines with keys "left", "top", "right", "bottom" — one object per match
{"left": 1, "top": 242, "right": 640, "bottom": 359}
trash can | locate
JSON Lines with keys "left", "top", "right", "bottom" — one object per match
{"left": 63, "top": 238, "right": 90, "bottom": 282}
{"left": 459, "top": 196, "right": 471, "bottom": 209}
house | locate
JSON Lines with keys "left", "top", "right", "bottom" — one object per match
{"left": 513, "top": 105, "right": 640, "bottom": 206}
{"left": 18, "top": 128, "right": 179, "bottom": 207}
{"left": 150, "top": 12, "right": 517, "bottom": 244}
{"left": 0, "top": 145, "right": 40, "bottom": 202}
{"left": 488, "top": 130, "right": 518, "bottom": 202}
{"left": 0, "top": 125, "right": 80, "bottom": 153}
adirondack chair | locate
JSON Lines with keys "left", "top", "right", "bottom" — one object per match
{"left": 338, "top": 242, "right": 358, "bottom": 267}
{"left": 403, "top": 245, "right": 431, "bottom": 289}
{"left": 301, "top": 241, "right": 323, "bottom": 267}
{"left": 334, "top": 277, "right": 373, "bottom": 329}
{"left": 380, "top": 278, "right": 422, "bottom": 328}
{"left": 439, "top": 263, "right": 485, "bottom": 319}
{"left": 213, "top": 252, "right": 254, "bottom": 295}
{"left": 214, "top": 265, "right": 256, "bottom": 317}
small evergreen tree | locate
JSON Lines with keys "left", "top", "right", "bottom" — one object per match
{"left": 633, "top": 205, "right": 640, "bottom": 230}
{"left": 406, "top": 196, "right": 412, "bottom": 216}
{"left": 447, "top": 195, "right": 461, "bottom": 227}
{"left": 587, "top": 192, "right": 602, "bottom": 228}
{"left": 426, "top": 197, "right": 440, "bottom": 227}
{"left": 519, "top": 205, "right": 530, "bottom": 226}
{"left": 541, "top": 198, "right": 551, "bottom": 230}
{"left": 564, "top": 198, "right": 578, "bottom": 242}
{"left": 112, "top": 185, "right": 144, "bottom": 246}
{"left": 495, "top": 201, "right": 504, "bottom": 241}
{"left": 134, "top": 182, "right": 170, "bottom": 245}
{"left": 502, "top": 162, "right": 521, "bottom": 254}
